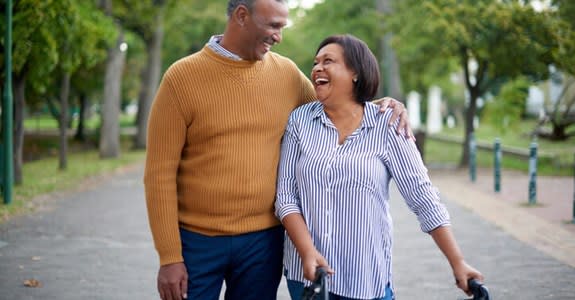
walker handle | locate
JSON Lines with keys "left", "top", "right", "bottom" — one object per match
{"left": 467, "top": 278, "right": 490, "bottom": 300}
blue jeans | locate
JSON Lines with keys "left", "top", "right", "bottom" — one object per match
{"left": 286, "top": 279, "right": 394, "bottom": 300}
{"left": 180, "top": 226, "right": 284, "bottom": 300}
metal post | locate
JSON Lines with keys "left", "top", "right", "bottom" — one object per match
{"left": 2, "top": 0, "right": 14, "bottom": 204}
{"left": 469, "top": 132, "right": 476, "bottom": 182}
{"left": 494, "top": 138, "right": 501, "bottom": 193}
{"left": 528, "top": 142, "right": 537, "bottom": 205}
{"left": 572, "top": 152, "right": 574, "bottom": 224}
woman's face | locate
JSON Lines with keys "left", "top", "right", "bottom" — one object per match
{"left": 311, "top": 43, "right": 356, "bottom": 104}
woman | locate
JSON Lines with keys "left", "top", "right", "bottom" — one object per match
{"left": 275, "top": 34, "right": 483, "bottom": 300}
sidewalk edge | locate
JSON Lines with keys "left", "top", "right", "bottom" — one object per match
{"left": 433, "top": 175, "right": 575, "bottom": 269}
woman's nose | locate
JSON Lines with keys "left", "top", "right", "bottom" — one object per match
{"left": 312, "top": 63, "right": 322, "bottom": 72}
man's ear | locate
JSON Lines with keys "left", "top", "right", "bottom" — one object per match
{"left": 233, "top": 5, "right": 249, "bottom": 27}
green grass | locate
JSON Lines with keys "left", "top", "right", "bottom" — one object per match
{"left": 425, "top": 119, "right": 575, "bottom": 176}
{"left": 424, "top": 139, "right": 571, "bottom": 176}
{"left": 24, "top": 113, "right": 137, "bottom": 131}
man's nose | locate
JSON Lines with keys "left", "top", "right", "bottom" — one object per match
{"left": 272, "top": 31, "right": 282, "bottom": 44}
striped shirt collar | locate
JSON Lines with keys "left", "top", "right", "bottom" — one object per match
{"left": 310, "top": 101, "right": 379, "bottom": 129}
{"left": 207, "top": 34, "right": 242, "bottom": 61}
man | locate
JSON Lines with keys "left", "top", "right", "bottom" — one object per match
{"left": 144, "top": 1, "right": 411, "bottom": 299}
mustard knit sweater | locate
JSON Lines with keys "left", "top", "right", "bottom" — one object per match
{"left": 144, "top": 46, "right": 316, "bottom": 265}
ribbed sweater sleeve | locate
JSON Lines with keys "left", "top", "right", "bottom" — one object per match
{"left": 144, "top": 46, "right": 315, "bottom": 266}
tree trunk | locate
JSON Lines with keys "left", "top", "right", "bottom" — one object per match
{"left": 376, "top": 0, "right": 403, "bottom": 100}
{"left": 547, "top": 80, "right": 575, "bottom": 141}
{"left": 58, "top": 72, "right": 70, "bottom": 170}
{"left": 13, "top": 72, "right": 25, "bottom": 185}
{"left": 134, "top": 11, "right": 164, "bottom": 149}
{"left": 550, "top": 122, "right": 567, "bottom": 140}
{"left": 99, "top": 29, "right": 126, "bottom": 158}
{"left": 74, "top": 93, "right": 88, "bottom": 142}
{"left": 460, "top": 88, "right": 479, "bottom": 167}
{"left": 458, "top": 48, "right": 484, "bottom": 168}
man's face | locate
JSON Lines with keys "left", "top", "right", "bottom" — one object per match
{"left": 242, "top": 0, "right": 288, "bottom": 61}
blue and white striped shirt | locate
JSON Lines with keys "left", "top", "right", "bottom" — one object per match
{"left": 275, "top": 101, "right": 450, "bottom": 299}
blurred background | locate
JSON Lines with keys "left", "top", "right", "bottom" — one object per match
{"left": 0, "top": 0, "right": 573, "bottom": 217}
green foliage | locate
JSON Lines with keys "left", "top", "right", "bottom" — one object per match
{"left": 0, "top": 0, "right": 59, "bottom": 80}
{"left": 72, "top": 1, "right": 117, "bottom": 71}
{"left": 550, "top": 0, "right": 575, "bottom": 76}
{"left": 162, "top": 1, "right": 227, "bottom": 70}
{"left": 552, "top": 0, "right": 575, "bottom": 28}
{"left": 482, "top": 76, "right": 530, "bottom": 134}
{"left": 388, "top": 0, "right": 557, "bottom": 91}
{"left": 121, "top": 31, "right": 146, "bottom": 106}
{"left": 1, "top": 0, "right": 117, "bottom": 111}
{"left": 114, "top": 0, "right": 175, "bottom": 42}
{"left": 275, "top": 0, "right": 380, "bottom": 77}
{"left": 384, "top": 0, "right": 564, "bottom": 165}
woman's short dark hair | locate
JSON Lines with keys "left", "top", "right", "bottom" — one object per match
{"left": 316, "top": 34, "right": 380, "bottom": 103}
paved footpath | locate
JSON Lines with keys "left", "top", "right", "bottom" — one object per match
{"left": 0, "top": 164, "right": 574, "bottom": 300}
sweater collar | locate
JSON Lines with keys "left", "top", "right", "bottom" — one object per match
{"left": 203, "top": 45, "right": 264, "bottom": 68}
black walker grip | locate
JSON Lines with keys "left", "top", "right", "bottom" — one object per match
{"left": 301, "top": 267, "right": 329, "bottom": 300}
{"left": 467, "top": 278, "right": 490, "bottom": 300}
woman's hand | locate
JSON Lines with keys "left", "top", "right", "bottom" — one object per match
{"left": 300, "top": 250, "right": 335, "bottom": 281}
{"left": 452, "top": 260, "right": 484, "bottom": 296}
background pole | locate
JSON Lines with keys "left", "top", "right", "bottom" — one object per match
{"left": 494, "top": 138, "right": 501, "bottom": 193}
{"left": 3, "top": 0, "right": 14, "bottom": 204}
{"left": 469, "top": 132, "right": 476, "bottom": 182}
{"left": 528, "top": 141, "right": 537, "bottom": 205}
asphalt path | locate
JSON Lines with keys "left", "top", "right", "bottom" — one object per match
{"left": 0, "top": 164, "right": 574, "bottom": 299}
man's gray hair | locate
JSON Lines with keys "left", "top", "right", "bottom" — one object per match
{"left": 227, "top": 0, "right": 287, "bottom": 17}
{"left": 227, "top": 0, "right": 256, "bottom": 17}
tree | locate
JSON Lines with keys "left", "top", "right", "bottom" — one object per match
{"left": 376, "top": 0, "right": 403, "bottom": 100}
{"left": 0, "top": 0, "right": 114, "bottom": 181}
{"left": 54, "top": 0, "right": 114, "bottom": 169}
{"left": 276, "top": 0, "right": 382, "bottom": 78}
{"left": 386, "top": 0, "right": 557, "bottom": 166}
{"left": 1, "top": 0, "right": 61, "bottom": 184}
{"left": 482, "top": 76, "right": 530, "bottom": 135}
{"left": 162, "top": 0, "right": 227, "bottom": 68}
{"left": 276, "top": 0, "right": 403, "bottom": 101}
{"left": 99, "top": 0, "right": 125, "bottom": 158}
{"left": 542, "top": 0, "right": 575, "bottom": 140}
{"left": 112, "top": 0, "right": 174, "bottom": 150}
